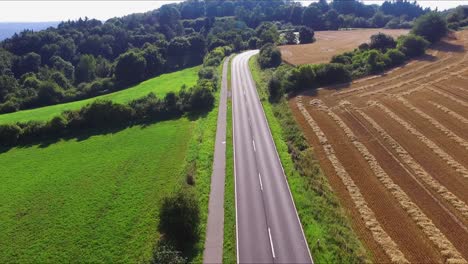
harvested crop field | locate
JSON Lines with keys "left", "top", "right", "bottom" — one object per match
{"left": 280, "top": 29, "right": 409, "bottom": 65}
{"left": 290, "top": 30, "right": 468, "bottom": 263}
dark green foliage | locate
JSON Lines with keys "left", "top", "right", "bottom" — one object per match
{"left": 187, "top": 81, "right": 215, "bottom": 111}
{"left": 385, "top": 48, "right": 406, "bottom": 66}
{"left": 366, "top": 49, "right": 388, "bottom": 73}
{"left": 79, "top": 100, "right": 135, "bottom": 128}
{"left": 256, "top": 22, "right": 280, "bottom": 46}
{"left": 37, "top": 81, "right": 64, "bottom": 105}
{"left": 0, "top": 123, "right": 21, "bottom": 146}
{"left": 313, "top": 63, "right": 351, "bottom": 86}
{"left": 258, "top": 44, "right": 282, "bottom": 69}
{"left": 152, "top": 244, "right": 186, "bottom": 264}
{"left": 284, "top": 31, "right": 297, "bottom": 45}
{"left": 115, "top": 51, "right": 147, "bottom": 85}
{"left": 412, "top": 12, "right": 448, "bottom": 43}
{"left": 287, "top": 65, "right": 316, "bottom": 92}
{"left": 397, "top": 34, "right": 429, "bottom": 57}
{"left": 268, "top": 76, "right": 283, "bottom": 102}
{"left": 299, "top": 26, "right": 315, "bottom": 44}
{"left": 75, "top": 54, "right": 96, "bottom": 84}
{"left": 159, "top": 188, "right": 200, "bottom": 250}
{"left": 369, "top": 33, "right": 396, "bottom": 51}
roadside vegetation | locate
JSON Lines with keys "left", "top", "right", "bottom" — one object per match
{"left": 249, "top": 56, "right": 370, "bottom": 263}
{"left": 223, "top": 58, "right": 236, "bottom": 264}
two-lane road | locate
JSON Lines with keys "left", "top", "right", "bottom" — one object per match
{"left": 232, "top": 51, "right": 313, "bottom": 263}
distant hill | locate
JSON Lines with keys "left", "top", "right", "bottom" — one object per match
{"left": 0, "top": 22, "right": 59, "bottom": 40}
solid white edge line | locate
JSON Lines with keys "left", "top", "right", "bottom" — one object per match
{"left": 231, "top": 55, "right": 240, "bottom": 264}
{"left": 244, "top": 50, "right": 315, "bottom": 263}
{"left": 258, "top": 173, "right": 263, "bottom": 191}
{"left": 252, "top": 139, "right": 256, "bottom": 152}
{"left": 268, "top": 227, "right": 276, "bottom": 259}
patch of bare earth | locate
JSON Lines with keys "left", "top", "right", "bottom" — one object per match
{"left": 289, "top": 30, "right": 468, "bottom": 263}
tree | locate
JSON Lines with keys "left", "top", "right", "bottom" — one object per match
{"left": 0, "top": 124, "right": 21, "bottom": 146}
{"left": 284, "top": 31, "right": 297, "bottom": 45}
{"left": 385, "top": 48, "right": 406, "bottom": 66}
{"left": 115, "top": 51, "right": 147, "bottom": 85}
{"left": 302, "top": 5, "right": 323, "bottom": 30}
{"left": 412, "top": 12, "right": 447, "bottom": 43}
{"left": 75, "top": 54, "right": 96, "bottom": 84}
{"left": 299, "top": 27, "right": 315, "bottom": 44}
{"left": 287, "top": 64, "right": 316, "bottom": 92}
{"left": 268, "top": 76, "right": 283, "bottom": 102}
{"left": 142, "top": 45, "right": 165, "bottom": 78}
{"left": 324, "top": 9, "right": 341, "bottom": 30}
{"left": 37, "top": 81, "right": 64, "bottom": 105}
{"left": 369, "top": 33, "right": 396, "bottom": 51}
{"left": 258, "top": 44, "right": 282, "bottom": 69}
{"left": 159, "top": 188, "right": 200, "bottom": 250}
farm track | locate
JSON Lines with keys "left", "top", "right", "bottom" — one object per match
{"left": 290, "top": 30, "right": 468, "bottom": 263}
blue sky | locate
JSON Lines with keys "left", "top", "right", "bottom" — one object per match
{"left": 0, "top": 1, "right": 464, "bottom": 22}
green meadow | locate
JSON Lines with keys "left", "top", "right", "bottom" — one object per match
{"left": 0, "top": 66, "right": 200, "bottom": 124}
{"left": 0, "top": 119, "right": 193, "bottom": 263}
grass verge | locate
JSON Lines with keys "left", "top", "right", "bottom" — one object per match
{"left": 0, "top": 66, "right": 200, "bottom": 124}
{"left": 222, "top": 56, "right": 236, "bottom": 263}
{"left": 248, "top": 55, "right": 370, "bottom": 263}
{"left": 187, "top": 60, "right": 225, "bottom": 263}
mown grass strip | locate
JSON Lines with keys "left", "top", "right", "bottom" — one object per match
{"left": 248, "top": 55, "right": 370, "bottom": 263}
{"left": 223, "top": 56, "right": 236, "bottom": 264}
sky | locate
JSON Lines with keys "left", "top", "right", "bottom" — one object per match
{"left": 0, "top": 0, "right": 465, "bottom": 22}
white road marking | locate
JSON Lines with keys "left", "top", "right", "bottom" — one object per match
{"left": 268, "top": 227, "right": 276, "bottom": 259}
{"left": 258, "top": 173, "right": 263, "bottom": 191}
{"left": 252, "top": 140, "right": 256, "bottom": 152}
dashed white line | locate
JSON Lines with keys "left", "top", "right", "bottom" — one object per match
{"left": 252, "top": 139, "right": 256, "bottom": 152}
{"left": 258, "top": 173, "right": 263, "bottom": 191}
{"left": 268, "top": 227, "right": 276, "bottom": 259}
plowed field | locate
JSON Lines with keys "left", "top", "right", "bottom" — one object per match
{"left": 280, "top": 29, "right": 409, "bottom": 65}
{"left": 290, "top": 30, "right": 468, "bottom": 263}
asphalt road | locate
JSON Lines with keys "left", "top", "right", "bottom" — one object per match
{"left": 232, "top": 51, "right": 313, "bottom": 264}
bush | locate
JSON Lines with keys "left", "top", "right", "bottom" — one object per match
{"left": 299, "top": 26, "right": 314, "bottom": 44}
{"left": 115, "top": 51, "right": 147, "bottom": 85}
{"left": 257, "top": 44, "right": 282, "bottom": 69}
{"left": 385, "top": 48, "right": 406, "bottom": 67}
{"left": 0, "top": 100, "right": 19, "bottom": 114}
{"left": 80, "top": 100, "right": 135, "bottom": 128}
{"left": 313, "top": 63, "right": 351, "bottom": 86}
{"left": 397, "top": 34, "right": 429, "bottom": 58}
{"left": 287, "top": 64, "right": 316, "bottom": 92}
{"left": 188, "top": 81, "right": 215, "bottom": 111}
{"left": 0, "top": 124, "right": 21, "bottom": 146}
{"left": 366, "top": 50, "right": 387, "bottom": 74}
{"left": 369, "top": 33, "right": 396, "bottom": 51}
{"left": 198, "top": 67, "right": 216, "bottom": 80}
{"left": 159, "top": 188, "right": 200, "bottom": 250}
{"left": 412, "top": 12, "right": 448, "bottom": 43}
{"left": 268, "top": 76, "right": 283, "bottom": 102}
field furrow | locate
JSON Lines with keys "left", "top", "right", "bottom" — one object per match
{"left": 372, "top": 101, "right": 468, "bottom": 180}
{"left": 296, "top": 96, "right": 409, "bottom": 264}
{"left": 311, "top": 99, "right": 466, "bottom": 263}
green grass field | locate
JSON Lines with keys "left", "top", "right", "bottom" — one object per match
{"left": 0, "top": 62, "right": 222, "bottom": 263}
{"left": 0, "top": 119, "right": 193, "bottom": 263}
{"left": 0, "top": 66, "right": 200, "bottom": 124}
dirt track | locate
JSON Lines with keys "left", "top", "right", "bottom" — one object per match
{"left": 290, "top": 30, "right": 468, "bottom": 263}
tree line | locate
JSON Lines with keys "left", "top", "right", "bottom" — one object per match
{"left": 0, "top": 0, "right": 429, "bottom": 114}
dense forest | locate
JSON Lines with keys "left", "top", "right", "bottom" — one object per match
{"left": 0, "top": 0, "right": 429, "bottom": 114}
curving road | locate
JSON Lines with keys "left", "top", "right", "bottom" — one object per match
{"left": 232, "top": 51, "right": 313, "bottom": 264}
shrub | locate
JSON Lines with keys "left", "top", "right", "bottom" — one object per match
{"left": 369, "top": 33, "right": 396, "bottom": 51}
{"left": 0, "top": 124, "right": 21, "bottom": 146}
{"left": 268, "top": 76, "right": 283, "bottom": 102}
{"left": 188, "top": 81, "right": 215, "bottom": 111}
{"left": 115, "top": 51, "right": 147, "bottom": 85}
{"left": 258, "top": 44, "right": 282, "bottom": 69}
{"left": 397, "top": 34, "right": 429, "bottom": 58}
{"left": 198, "top": 67, "right": 216, "bottom": 80}
{"left": 366, "top": 50, "right": 387, "bottom": 73}
{"left": 159, "top": 188, "right": 200, "bottom": 250}
{"left": 412, "top": 12, "right": 448, "bottom": 43}
{"left": 80, "top": 100, "right": 135, "bottom": 128}
{"left": 299, "top": 26, "right": 314, "bottom": 44}
{"left": 385, "top": 48, "right": 406, "bottom": 67}
{"left": 0, "top": 100, "right": 19, "bottom": 114}
{"left": 313, "top": 63, "right": 351, "bottom": 86}
{"left": 287, "top": 64, "right": 316, "bottom": 92}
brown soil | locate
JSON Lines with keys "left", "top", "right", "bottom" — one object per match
{"left": 289, "top": 30, "right": 468, "bottom": 263}
{"left": 280, "top": 29, "right": 409, "bottom": 65}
